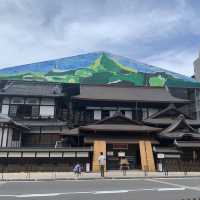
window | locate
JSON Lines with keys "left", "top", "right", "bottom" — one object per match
{"left": 142, "top": 108, "right": 148, "bottom": 119}
{"left": 94, "top": 110, "right": 101, "bottom": 120}
{"left": 9, "top": 105, "right": 40, "bottom": 119}
{"left": 40, "top": 106, "right": 54, "bottom": 118}
{"left": 148, "top": 108, "right": 158, "bottom": 117}
{"left": 31, "top": 106, "right": 40, "bottom": 118}
{"left": 102, "top": 110, "right": 109, "bottom": 119}
{"left": 124, "top": 111, "right": 132, "bottom": 119}
{"left": 12, "top": 130, "right": 20, "bottom": 141}
{"left": 25, "top": 98, "right": 39, "bottom": 105}
{"left": 11, "top": 97, "right": 24, "bottom": 104}
{"left": 109, "top": 110, "right": 116, "bottom": 117}
{"left": 1, "top": 105, "right": 9, "bottom": 115}
{"left": 17, "top": 105, "right": 32, "bottom": 118}
{"left": 9, "top": 105, "right": 17, "bottom": 117}
{"left": 2, "top": 97, "right": 9, "bottom": 104}
{"left": 41, "top": 98, "right": 55, "bottom": 105}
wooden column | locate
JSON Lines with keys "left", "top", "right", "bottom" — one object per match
{"left": 92, "top": 140, "right": 106, "bottom": 172}
{"left": 139, "top": 140, "right": 155, "bottom": 172}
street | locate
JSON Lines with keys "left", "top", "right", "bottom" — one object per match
{"left": 0, "top": 177, "right": 200, "bottom": 200}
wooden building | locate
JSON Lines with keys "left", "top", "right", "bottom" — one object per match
{"left": 0, "top": 81, "right": 200, "bottom": 172}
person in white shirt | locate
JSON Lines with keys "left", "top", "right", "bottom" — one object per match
{"left": 98, "top": 152, "right": 106, "bottom": 177}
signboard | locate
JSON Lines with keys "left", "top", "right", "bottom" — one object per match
{"left": 113, "top": 144, "right": 128, "bottom": 149}
{"left": 118, "top": 152, "right": 125, "bottom": 157}
{"left": 107, "top": 151, "right": 114, "bottom": 156}
{"left": 157, "top": 153, "right": 180, "bottom": 159}
{"left": 157, "top": 153, "right": 165, "bottom": 159}
{"left": 165, "top": 154, "right": 180, "bottom": 158}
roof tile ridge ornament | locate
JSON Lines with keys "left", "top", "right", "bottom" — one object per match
{"left": 147, "top": 103, "right": 176, "bottom": 119}
{"left": 161, "top": 114, "right": 196, "bottom": 135}
{"left": 174, "top": 139, "right": 178, "bottom": 145}
{"left": 1, "top": 80, "right": 14, "bottom": 92}
{"left": 147, "top": 104, "right": 192, "bottom": 120}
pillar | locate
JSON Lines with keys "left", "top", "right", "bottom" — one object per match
{"left": 139, "top": 140, "right": 155, "bottom": 172}
{"left": 92, "top": 140, "right": 106, "bottom": 172}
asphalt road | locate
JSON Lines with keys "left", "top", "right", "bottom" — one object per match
{"left": 0, "top": 177, "right": 200, "bottom": 200}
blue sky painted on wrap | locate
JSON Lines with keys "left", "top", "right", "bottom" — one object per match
{"left": 0, "top": 0, "right": 200, "bottom": 76}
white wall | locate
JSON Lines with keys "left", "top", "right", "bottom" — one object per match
{"left": 94, "top": 110, "right": 101, "bottom": 120}
{"left": 7, "top": 128, "right": 12, "bottom": 147}
{"left": 1, "top": 105, "right": 9, "bottom": 115}
{"left": 40, "top": 106, "right": 54, "bottom": 117}
{"left": 2, "top": 128, "right": 8, "bottom": 147}
{"left": 0, "top": 128, "right": 2, "bottom": 146}
{"left": 109, "top": 111, "right": 115, "bottom": 117}
{"left": 125, "top": 111, "right": 132, "bottom": 119}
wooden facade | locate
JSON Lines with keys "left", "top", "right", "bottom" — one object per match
{"left": 0, "top": 80, "right": 199, "bottom": 172}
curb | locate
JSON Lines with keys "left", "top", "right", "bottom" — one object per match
{"left": 1, "top": 175, "right": 200, "bottom": 182}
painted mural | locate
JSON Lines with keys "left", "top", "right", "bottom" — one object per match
{"left": 0, "top": 52, "right": 199, "bottom": 88}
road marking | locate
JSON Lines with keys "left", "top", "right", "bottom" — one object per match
{"left": 147, "top": 178, "right": 200, "bottom": 191}
{"left": 157, "top": 187, "right": 185, "bottom": 191}
{"left": 94, "top": 190, "right": 129, "bottom": 194}
{"left": 0, "top": 187, "right": 186, "bottom": 198}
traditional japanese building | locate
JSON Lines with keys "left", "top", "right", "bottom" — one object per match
{"left": 0, "top": 52, "right": 200, "bottom": 172}
{"left": 0, "top": 80, "right": 198, "bottom": 172}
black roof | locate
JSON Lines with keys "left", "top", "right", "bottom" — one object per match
{"left": 79, "top": 113, "right": 161, "bottom": 133}
{"left": 16, "top": 119, "right": 67, "bottom": 127}
{"left": 0, "top": 114, "right": 28, "bottom": 129}
{"left": 159, "top": 115, "right": 200, "bottom": 139}
{"left": 0, "top": 81, "right": 64, "bottom": 97}
{"left": 153, "top": 146, "right": 182, "bottom": 154}
{"left": 147, "top": 104, "right": 192, "bottom": 119}
{"left": 143, "top": 104, "right": 200, "bottom": 127}
{"left": 72, "top": 85, "right": 189, "bottom": 103}
{"left": 174, "top": 140, "right": 200, "bottom": 147}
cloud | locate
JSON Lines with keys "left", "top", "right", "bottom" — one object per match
{"left": 143, "top": 49, "right": 197, "bottom": 76}
{"left": 0, "top": 0, "right": 199, "bottom": 76}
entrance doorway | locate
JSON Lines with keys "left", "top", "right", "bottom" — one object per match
{"left": 106, "top": 143, "right": 141, "bottom": 170}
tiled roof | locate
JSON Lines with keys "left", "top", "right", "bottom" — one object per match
{"left": 159, "top": 115, "right": 200, "bottom": 139}
{"left": 0, "top": 114, "right": 28, "bottom": 129}
{"left": 79, "top": 124, "right": 161, "bottom": 133}
{"left": 0, "top": 81, "right": 64, "bottom": 97}
{"left": 72, "top": 85, "right": 189, "bottom": 103}
{"left": 17, "top": 119, "right": 67, "bottom": 127}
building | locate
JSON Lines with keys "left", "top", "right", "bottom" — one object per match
{"left": 0, "top": 80, "right": 199, "bottom": 172}
{"left": 0, "top": 52, "right": 199, "bottom": 172}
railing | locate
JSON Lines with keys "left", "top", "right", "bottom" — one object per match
{"left": 0, "top": 146, "right": 93, "bottom": 152}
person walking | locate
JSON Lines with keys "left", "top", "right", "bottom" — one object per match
{"left": 73, "top": 163, "right": 82, "bottom": 179}
{"left": 120, "top": 157, "right": 129, "bottom": 176}
{"left": 98, "top": 152, "right": 106, "bottom": 177}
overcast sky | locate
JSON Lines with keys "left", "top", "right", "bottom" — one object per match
{"left": 0, "top": 0, "right": 200, "bottom": 76}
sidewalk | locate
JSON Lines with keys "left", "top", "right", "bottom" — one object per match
{"left": 1, "top": 171, "right": 200, "bottom": 181}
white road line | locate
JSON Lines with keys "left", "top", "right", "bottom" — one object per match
{"left": 94, "top": 190, "right": 129, "bottom": 194}
{"left": 157, "top": 187, "right": 185, "bottom": 191}
{"left": 147, "top": 178, "right": 200, "bottom": 191}
{"left": 0, "top": 187, "right": 186, "bottom": 198}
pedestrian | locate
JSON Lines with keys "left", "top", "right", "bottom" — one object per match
{"left": 98, "top": 152, "right": 106, "bottom": 177}
{"left": 120, "top": 157, "right": 129, "bottom": 176}
{"left": 73, "top": 163, "right": 82, "bottom": 179}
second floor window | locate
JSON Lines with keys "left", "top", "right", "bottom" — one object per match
{"left": 9, "top": 105, "right": 40, "bottom": 118}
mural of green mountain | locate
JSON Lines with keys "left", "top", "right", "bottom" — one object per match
{"left": 0, "top": 52, "right": 199, "bottom": 88}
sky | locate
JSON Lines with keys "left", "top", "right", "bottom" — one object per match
{"left": 0, "top": 0, "right": 200, "bottom": 76}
